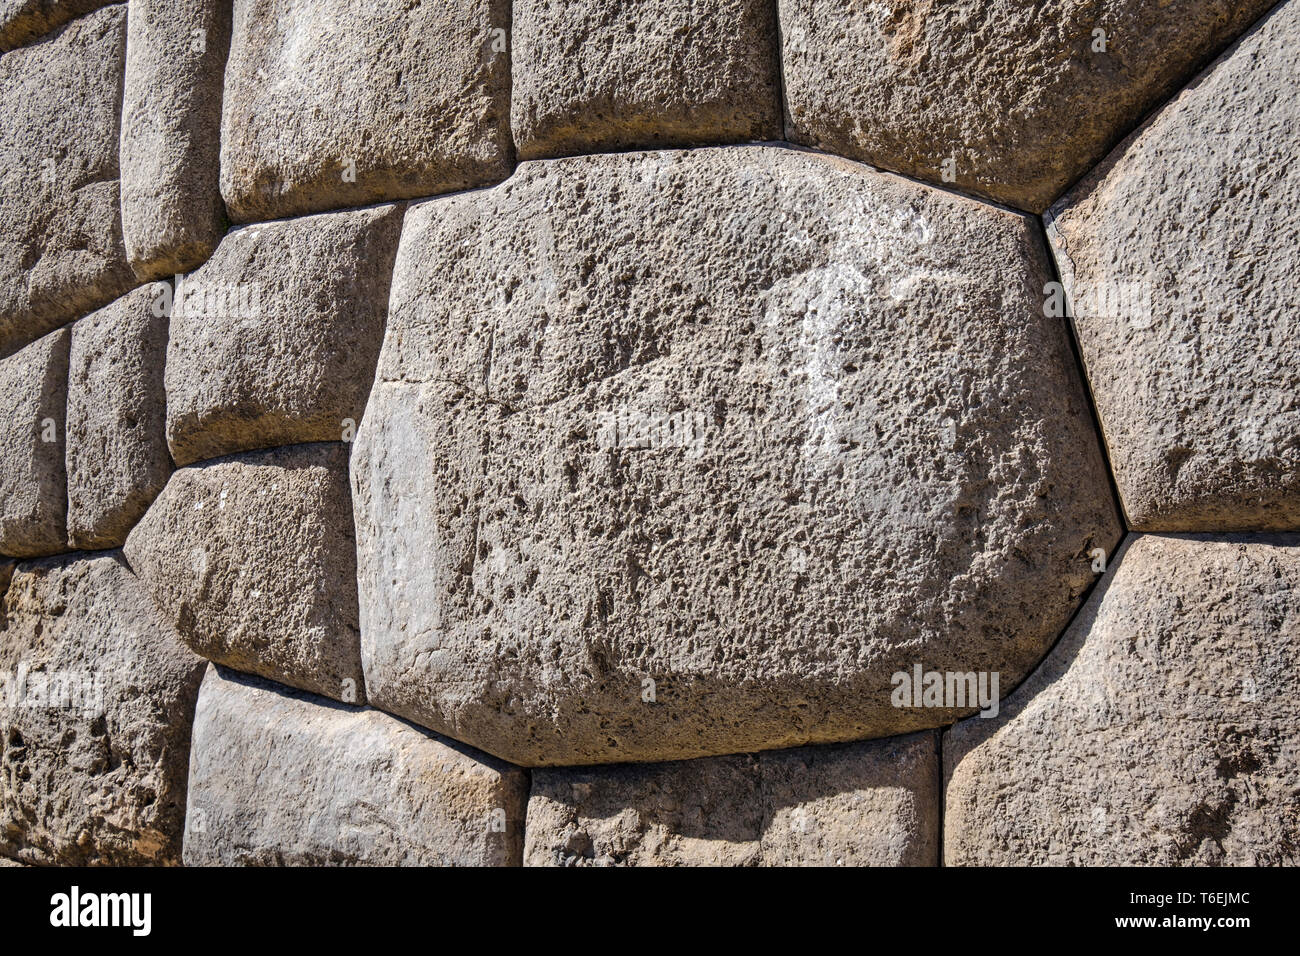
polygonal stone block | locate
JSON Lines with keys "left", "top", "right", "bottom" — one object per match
{"left": 0, "top": 0, "right": 113, "bottom": 53}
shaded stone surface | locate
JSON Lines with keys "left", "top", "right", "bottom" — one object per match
{"left": 0, "top": 0, "right": 113, "bottom": 53}
{"left": 219, "top": 0, "right": 512, "bottom": 223}
{"left": 353, "top": 145, "right": 1121, "bottom": 766}
{"left": 945, "top": 534, "right": 1300, "bottom": 866}
{"left": 183, "top": 665, "right": 528, "bottom": 866}
{"left": 0, "top": 551, "right": 205, "bottom": 865}
{"left": 1046, "top": 0, "right": 1300, "bottom": 532}
{"left": 66, "top": 283, "right": 172, "bottom": 550}
{"left": 164, "top": 203, "right": 403, "bottom": 466}
{"left": 124, "top": 443, "right": 363, "bottom": 704}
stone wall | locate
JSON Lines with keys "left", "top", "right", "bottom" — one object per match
{"left": 0, "top": 0, "right": 1295, "bottom": 866}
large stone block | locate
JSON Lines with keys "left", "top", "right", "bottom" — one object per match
{"left": 525, "top": 731, "right": 938, "bottom": 866}
{"left": 778, "top": 0, "right": 1279, "bottom": 212}
{"left": 120, "top": 0, "right": 231, "bottom": 278}
{"left": 0, "top": 551, "right": 205, "bottom": 865}
{"left": 511, "top": 0, "right": 781, "bottom": 160}
{"left": 182, "top": 665, "right": 528, "bottom": 866}
{"left": 164, "top": 203, "right": 403, "bottom": 466}
{"left": 66, "top": 283, "right": 172, "bottom": 550}
{"left": 0, "top": 0, "right": 113, "bottom": 53}
{"left": 945, "top": 534, "right": 1300, "bottom": 866}
{"left": 1046, "top": 1, "right": 1300, "bottom": 532}
{"left": 219, "top": 0, "right": 512, "bottom": 223}
{"left": 0, "top": 328, "right": 68, "bottom": 558}
{"left": 353, "top": 145, "right": 1121, "bottom": 765}
{"left": 124, "top": 443, "right": 363, "bottom": 703}
{"left": 0, "top": 4, "right": 133, "bottom": 358}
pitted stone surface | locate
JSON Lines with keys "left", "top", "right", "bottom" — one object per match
{"left": 183, "top": 665, "right": 528, "bottom": 866}
{"left": 352, "top": 145, "right": 1121, "bottom": 766}
{"left": 0, "top": 551, "right": 205, "bottom": 865}
{"left": 0, "top": 0, "right": 113, "bottom": 53}
{"left": 66, "top": 283, "right": 172, "bottom": 550}
{"left": 1046, "top": 1, "right": 1300, "bottom": 532}
{"left": 0, "top": 5, "right": 133, "bottom": 358}
{"left": 778, "top": 0, "right": 1279, "bottom": 212}
{"left": 525, "top": 731, "right": 938, "bottom": 866}
{"left": 219, "top": 0, "right": 512, "bottom": 223}
{"left": 945, "top": 534, "right": 1300, "bottom": 865}
{"left": 511, "top": 0, "right": 781, "bottom": 160}
{"left": 124, "top": 443, "right": 363, "bottom": 703}
{"left": 0, "top": 328, "right": 69, "bottom": 558}
{"left": 164, "top": 204, "right": 403, "bottom": 467}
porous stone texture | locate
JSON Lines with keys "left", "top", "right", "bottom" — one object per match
{"left": 0, "top": 328, "right": 69, "bottom": 558}
{"left": 66, "top": 283, "right": 172, "bottom": 550}
{"left": 0, "top": 4, "right": 133, "bottom": 359}
{"left": 0, "top": 551, "right": 205, "bottom": 865}
{"left": 219, "top": 0, "right": 512, "bottom": 223}
{"left": 525, "top": 731, "right": 937, "bottom": 866}
{"left": 1046, "top": 1, "right": 1300, "bottom": 532}
{"left": 183, "top": 665, "right": 528, "bottom": 866}
{"left": 511, "top": 0, "right": 781, "bottom": 160}
{"left": 0, "top": 0, "right": 112, "bottom": 53}
{"left": 119, "top": 0, "right": 231, "bottom": 278}
{"left": 945, "top": 534, "right": 1300, "bottom": 866}
{"left": 164, "top": 203, "right": 403, "bottom": 467}
{"left": 124, "top": 443, "right": 363, "bottom": 704}
{"left": 353, "top": 145, "right": 1121, "bottom": 766}
{"left": 778, "top": 0, "right": 1279, "bottom": 212}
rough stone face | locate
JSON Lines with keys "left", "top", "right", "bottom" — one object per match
{"left": 66, "top": 283, "right": 172, "bottom": 550}
{"left": 778, "top": 0, "right": 1279, "bottom": 212}
{"left": 219, "top": 0, "right": 512, "bottom": 223}
{"left": 353, "top": 145, "right": 1121, "bottom": 766}
{"left": 945, "top": 534, "right": 1300, "bottom": 866}
{"left": 119, "top": 0, "right": 231, "bottom": 278}
{"left": 0, "top": 551, "right": 205, "bottom": 865}
{"left": 164, "top": 204, "right": 403, "bottom": 467}
{"left": 511, "top": 0, "right": 781, "bottom": 160}
{"left": 0, "top": 328, "right": 69, "bottom": 558}
{"left": 0, "top": 0, "right": 113, "bottom": 53}
{"left": 183, "top": 665, "right": 528, "bottom": 866}
{"left": 1046, "top": 1, "right": 1300, "bottom": 532}
{"left": 0, "top": 4, "right": 133, "bottom": 358}
{"left": 525, "top": 731, "right": 938, "bottom": 866}
{"left": 124, "top": 443, "right": 363, "bottom": 703}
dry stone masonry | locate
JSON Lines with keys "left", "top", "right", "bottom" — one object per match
{"left": 0, "top": 0, "right": 1295, "bottom": 866}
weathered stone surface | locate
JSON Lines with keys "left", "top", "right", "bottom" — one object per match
{"left": 66, "top": 283, "right": 172, "bottom": 550}
{"left": 165, "top": 204, "right": 403, "bottom": 466}
{"left": 124, "top": 443, "right": 363, "bottom": 703}
{"left": 0, "top": 328, "right": 68, "bottom": 558}
{"left": 1046, "top": 1, "right": 1300, "bottom": 532}
{"left": 353, "top": 145, "right": 1121, "bottom": 765}
{"left": 183, "top": 665, "right": 527, "bottom": 866}
{"left": 219, "top": 0, "right": 512, "bottom": 223}
{"left": 0, "top": 0, "right": 112, "bottom": 53}
{"left": 512, "top": 0, "right": 781, "bottom": 160}
{"left": 945, "top": 534, "right": 1300, "bottom": 866}
{"left": 778, "top": 0, "right": 1279, "bottom": 212}
{"left": 120, "top": 0, "right": 231, "bottom": 278}
{"left": 0, "top": 551, "right": 205, "bottom": 865}
{"left": 0, "top": 5, "right": 133, "bottom": 358}
{"left": 525, "top": 731, "right": 937, "bottom": 866}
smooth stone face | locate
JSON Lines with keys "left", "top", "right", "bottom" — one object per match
{"left": 778, "top": 0, "right": 1279, "bottom": 212}
{"left": 1046, "top": 1, "right": 1300, "bottom": 532}
{"left": 219, "top": 0, "right": 512, "bottom": 223}
{"left": 66, "top": 283, "right": 172, "bottom": 550}
{"left": 164, "top": 204, "right": 403, "bottom": 467}
{"left": 511, "top": 0, "right": 781, "bottom": 160}
{"left": 525, "top": 731, "right": 938, "bottom": 866}
{"left": 353, "top": 145, "right": 1121, "bottom": 766}
{"left": 0, "top": 0, "right": 113, "bottom": 53}
{"left": 124, "top": 443, "right": 363, "bottom": 704}
{"left": 182, "top": 665, "right": 528, "bottom": 866}
{"left": 945, "top": 534, "right": 1300, "bottom": 866}
{"left": 119, "top": 0, "right": 231, "bottom": 278}
{"left": 0, "top": 551, "right": 205, "bottom": 865}
{"left": 0, "top": 328, "right": 69, "bottom": 558}
{"left": 0, "top": 5, "right": 133, "bottom": 358}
